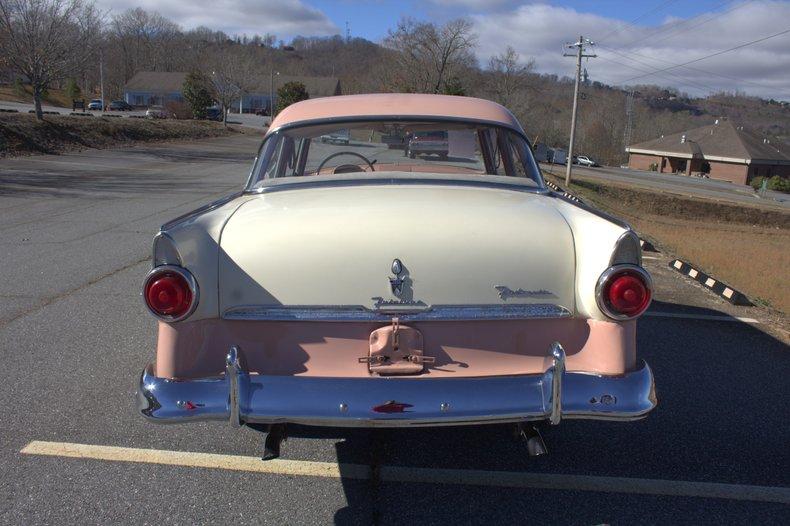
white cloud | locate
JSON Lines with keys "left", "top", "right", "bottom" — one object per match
{"left": 429, "top": 0, "right": 519, "bottom": 9}
{"left": 470, "top": 1, "right": 790, "bottom": 100}
{"left": 96, "top": 0, "right": 339, "bottom": 39}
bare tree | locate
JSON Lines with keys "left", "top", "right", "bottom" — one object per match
{"left": 111, "top": 8, "right": 181, "bottom": 82}
{"left": 205, "top": 49, "right": 255, "bottom": 126}
{"left": 384, "top": 18, "right": 477, "bottom": 94}
{"left": 487, "top": 46, "right": 535, "bottom": 109}
{"left": 0, "top": 0, "right": 102, "bottom": 119}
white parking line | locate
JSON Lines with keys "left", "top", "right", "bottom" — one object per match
{"left": 645, "top": 312, "right": 760, "bottom": 324}
{"left": 21, "top": 441, "right": 790, "bottom": 504}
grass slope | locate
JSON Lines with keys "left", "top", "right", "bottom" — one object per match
{"left": 545, "top": 173, "right": 790, "bottom": 314}
{"left": 0, "top": 114, "right": 242, "bottom": 157}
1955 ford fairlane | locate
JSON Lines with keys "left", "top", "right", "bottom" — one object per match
{"left": 137, "top": 94, "right": 656, "bottom": 456}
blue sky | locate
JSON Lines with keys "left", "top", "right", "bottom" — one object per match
{"left": 309, "top": 1, "right": 731, "bottom": 42}
{"left": 96, "top": 1, "right": 790, "bottom": 99}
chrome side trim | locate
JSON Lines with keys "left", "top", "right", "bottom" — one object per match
{"left": 610, "top": 230, "right": 642, "bottom": 267}
{"left": 595, "top": 264, "right": 653, "bottom": 321}
{"left": 152, "top": 231, "right": 182, "bottom": 268}
{"left": 548, "top": 342, "right": 565, "bottom": 425}
{"left": 141, "top": 265, "right": 200, "bottom": 323}
{"left": 222, "top": 303, "right": 572, "bottom": 322}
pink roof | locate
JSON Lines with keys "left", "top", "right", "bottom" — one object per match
{"left": 269, "top": 93, "right": 522, "bottom": 132}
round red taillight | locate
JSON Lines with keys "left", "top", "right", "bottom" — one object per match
{"left": 143, "top": 267, "right": 197, "bottom": 321}
{"left": 597, "top": 266, "right": 652, "bottom": 319}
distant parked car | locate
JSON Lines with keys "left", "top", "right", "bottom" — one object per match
{"left": 575, "top": 155, "right": 600, "bottom": 167}
{"left": 205, "top": 107, "right": 223, "bottom": 121}
{"left": 87, "top": 99, "right": 103, "bottom": 110}
{"left": 406, "top": 130, "right": 449, "bottom": 159}
{"left": 382, "top": 131, "right": 407, "bottom": 149}
{"left": 320, "top": 129, "right": 350, "bottom": 145}
{"left": 109, "top": 100, "right": 133, "bottom": 111}
{"left": 254, "top": 108, "right": 269, "bottom": 117}
{"left": 146, "top": 106, "right": 170, "bottom": 119}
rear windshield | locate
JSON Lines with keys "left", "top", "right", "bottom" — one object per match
{"left": 247, "top": 119, "right": 542, "bottom": 190}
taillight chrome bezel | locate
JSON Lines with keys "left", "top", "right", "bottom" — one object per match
{"left": 595, "top": 264, "right": 653, "bottom": 320}
{"left": 142, "top": 265, "right": 199, "bottom": 322}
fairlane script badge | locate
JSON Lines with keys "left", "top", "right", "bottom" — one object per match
{"left": 372, "top": 258, "right": 428, "bottom": 311}
{"left": 495, "top": 286, "right": 557, "bottom": 301}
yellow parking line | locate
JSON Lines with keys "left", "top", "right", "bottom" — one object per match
{"left": 21, "top": 440, "right": 790, "bottom": 504}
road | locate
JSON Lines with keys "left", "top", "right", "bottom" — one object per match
{"left": 541, "top": 162, "right": 789, "bottom": 209}
{"left": 0, "top": 136, "right": 788, "bottom": 524}
{"left": 0, "top": 100, "right": 269, "bottom": 129}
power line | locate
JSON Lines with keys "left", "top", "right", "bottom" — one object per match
{"left": 599, "top": 43, "right": 787, "bottom": 95}
{"left": 596, "top": 55, "right": 720, "bottom": 94}
{"left": 618, "top": 27, "right": 790, "bottom": 84}
{"left": 645, "top": 0, "right": 755, "bottom": 48}
{"left": 618, "top": 0, "right": 743, "bottom": 49}
{"left": 597, "top": 0, "right": 683, "bottom": 44}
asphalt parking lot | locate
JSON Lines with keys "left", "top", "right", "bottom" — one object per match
{"left": 0, "top": 136, "right": 788, "bottom": 524}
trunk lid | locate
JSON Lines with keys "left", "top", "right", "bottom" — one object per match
{"left": 218, "top": 181, "right": 575, "bottom": 315}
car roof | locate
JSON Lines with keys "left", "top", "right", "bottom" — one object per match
{"left": 269, "top": 93, "right": 523, "bottom": 134}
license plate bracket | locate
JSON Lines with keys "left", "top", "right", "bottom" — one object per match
{"left": 361, "top": 317, "right": 432, "bottom": 376}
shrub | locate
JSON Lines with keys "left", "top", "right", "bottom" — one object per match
{"left": 65, "top": 78, "right": 81, "bottom": 101}
{"left": 751, "top": 175, "right": 790, "bottom": 193}
{"left": 276, "top": 81, "right": 309, "bottom": 114}
{"left": 165, "top": 100, "right": 191, "bottom": 120}
{"left": 182, "top": 71, "right": 214, "bottom": 119}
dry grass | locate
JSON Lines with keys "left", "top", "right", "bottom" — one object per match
{"left": 0, "top": 113, "right": 242, "bottom": 157}
{"left": 0, "top": 85, "right": 72, "bottom": 108}
{"left": 545, "top": 174, "right": 790, "bottom": 313}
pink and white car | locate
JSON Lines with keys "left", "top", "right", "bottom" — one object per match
{"left": 137, "top": 94, "right": 656, "bottom": 456}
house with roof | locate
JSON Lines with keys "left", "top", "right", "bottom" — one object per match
{"left": 124, "top": 72, "right": 188, "bottom": 107}
{"left": 625, "top": 119, "right": 790, "bottom": 185}
{"left": 123, "top": 71, "right": 341, "bottom": 113}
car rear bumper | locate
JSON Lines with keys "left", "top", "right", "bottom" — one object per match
{"left": 137, "top": 344, "right": 656, "bottom": 428}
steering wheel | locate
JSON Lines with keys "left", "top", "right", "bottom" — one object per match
{"left": 316, "top": 151, "right": 375, "bottom": 174}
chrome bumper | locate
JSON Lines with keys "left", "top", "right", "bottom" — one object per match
{"left": 137, "top": 344, "right": 656, "bottom": 427}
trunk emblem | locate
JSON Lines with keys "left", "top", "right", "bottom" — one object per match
{"left": 389, "top": 258, "right": 405, "bottom": 296}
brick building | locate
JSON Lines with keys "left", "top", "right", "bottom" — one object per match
{"left": 626, "top": 120, "right": 790, "bottom": 185}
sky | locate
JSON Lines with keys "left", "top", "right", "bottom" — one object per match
{"left": 95, "top": 1, "right": 790, "bottom": 100}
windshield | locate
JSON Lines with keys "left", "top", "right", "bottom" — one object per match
{"left": 247, "top": 119, "right": 543, "bottom": 190}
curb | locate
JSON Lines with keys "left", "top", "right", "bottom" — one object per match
{"left": 545, "top": 179, "right": 583, "bottom": 203}
{"left": 669, "top": 259, "right": 752, "bottom": 306}
{"left": 640, "top": 238, "right": 657, "bottom": 252}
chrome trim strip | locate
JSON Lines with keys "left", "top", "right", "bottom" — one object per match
{"left": 610, "top": 230, "right": 642, "bottom": 267}
{"left": 226, "top": 346, "right": 242, "bottom": 428}
{"left": 136, "top": 356, "right": 657, "bottom": 427}
{"left": 152, "top": 231, "right": 182, "bottom": 268}
{"left": 247, "top": 176, "right": 549, "bottom": 197}
{"left": 548, "top": 342, "right": 565, "bottom": 425}
{"left": 141, "top": 265, "right": 200, "bottom": 323}
{"left": 222, "top": 304, "right": 572, "bottom": 322}
{"left": 595, "top": 264, "right": 654, "bottom": 321}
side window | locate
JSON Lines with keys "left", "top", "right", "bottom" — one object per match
{"left": 507, "top": 134, "right": 529, "bottom": 178}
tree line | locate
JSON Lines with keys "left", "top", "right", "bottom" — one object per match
{"left": 1, "top": 0, "right": 787, "bottom": 164}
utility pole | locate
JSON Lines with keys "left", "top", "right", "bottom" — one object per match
{"left": 270, "top": 69, "right": 281, "bottom": 120}
{"left": 623, "top": 89, "right": 635, "bottom": 156}
{"left": 99, "top": 48, "right": 105, "bottom": 113}
{"left": 563, "top": 35, "right": 596, "bottom": 186}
